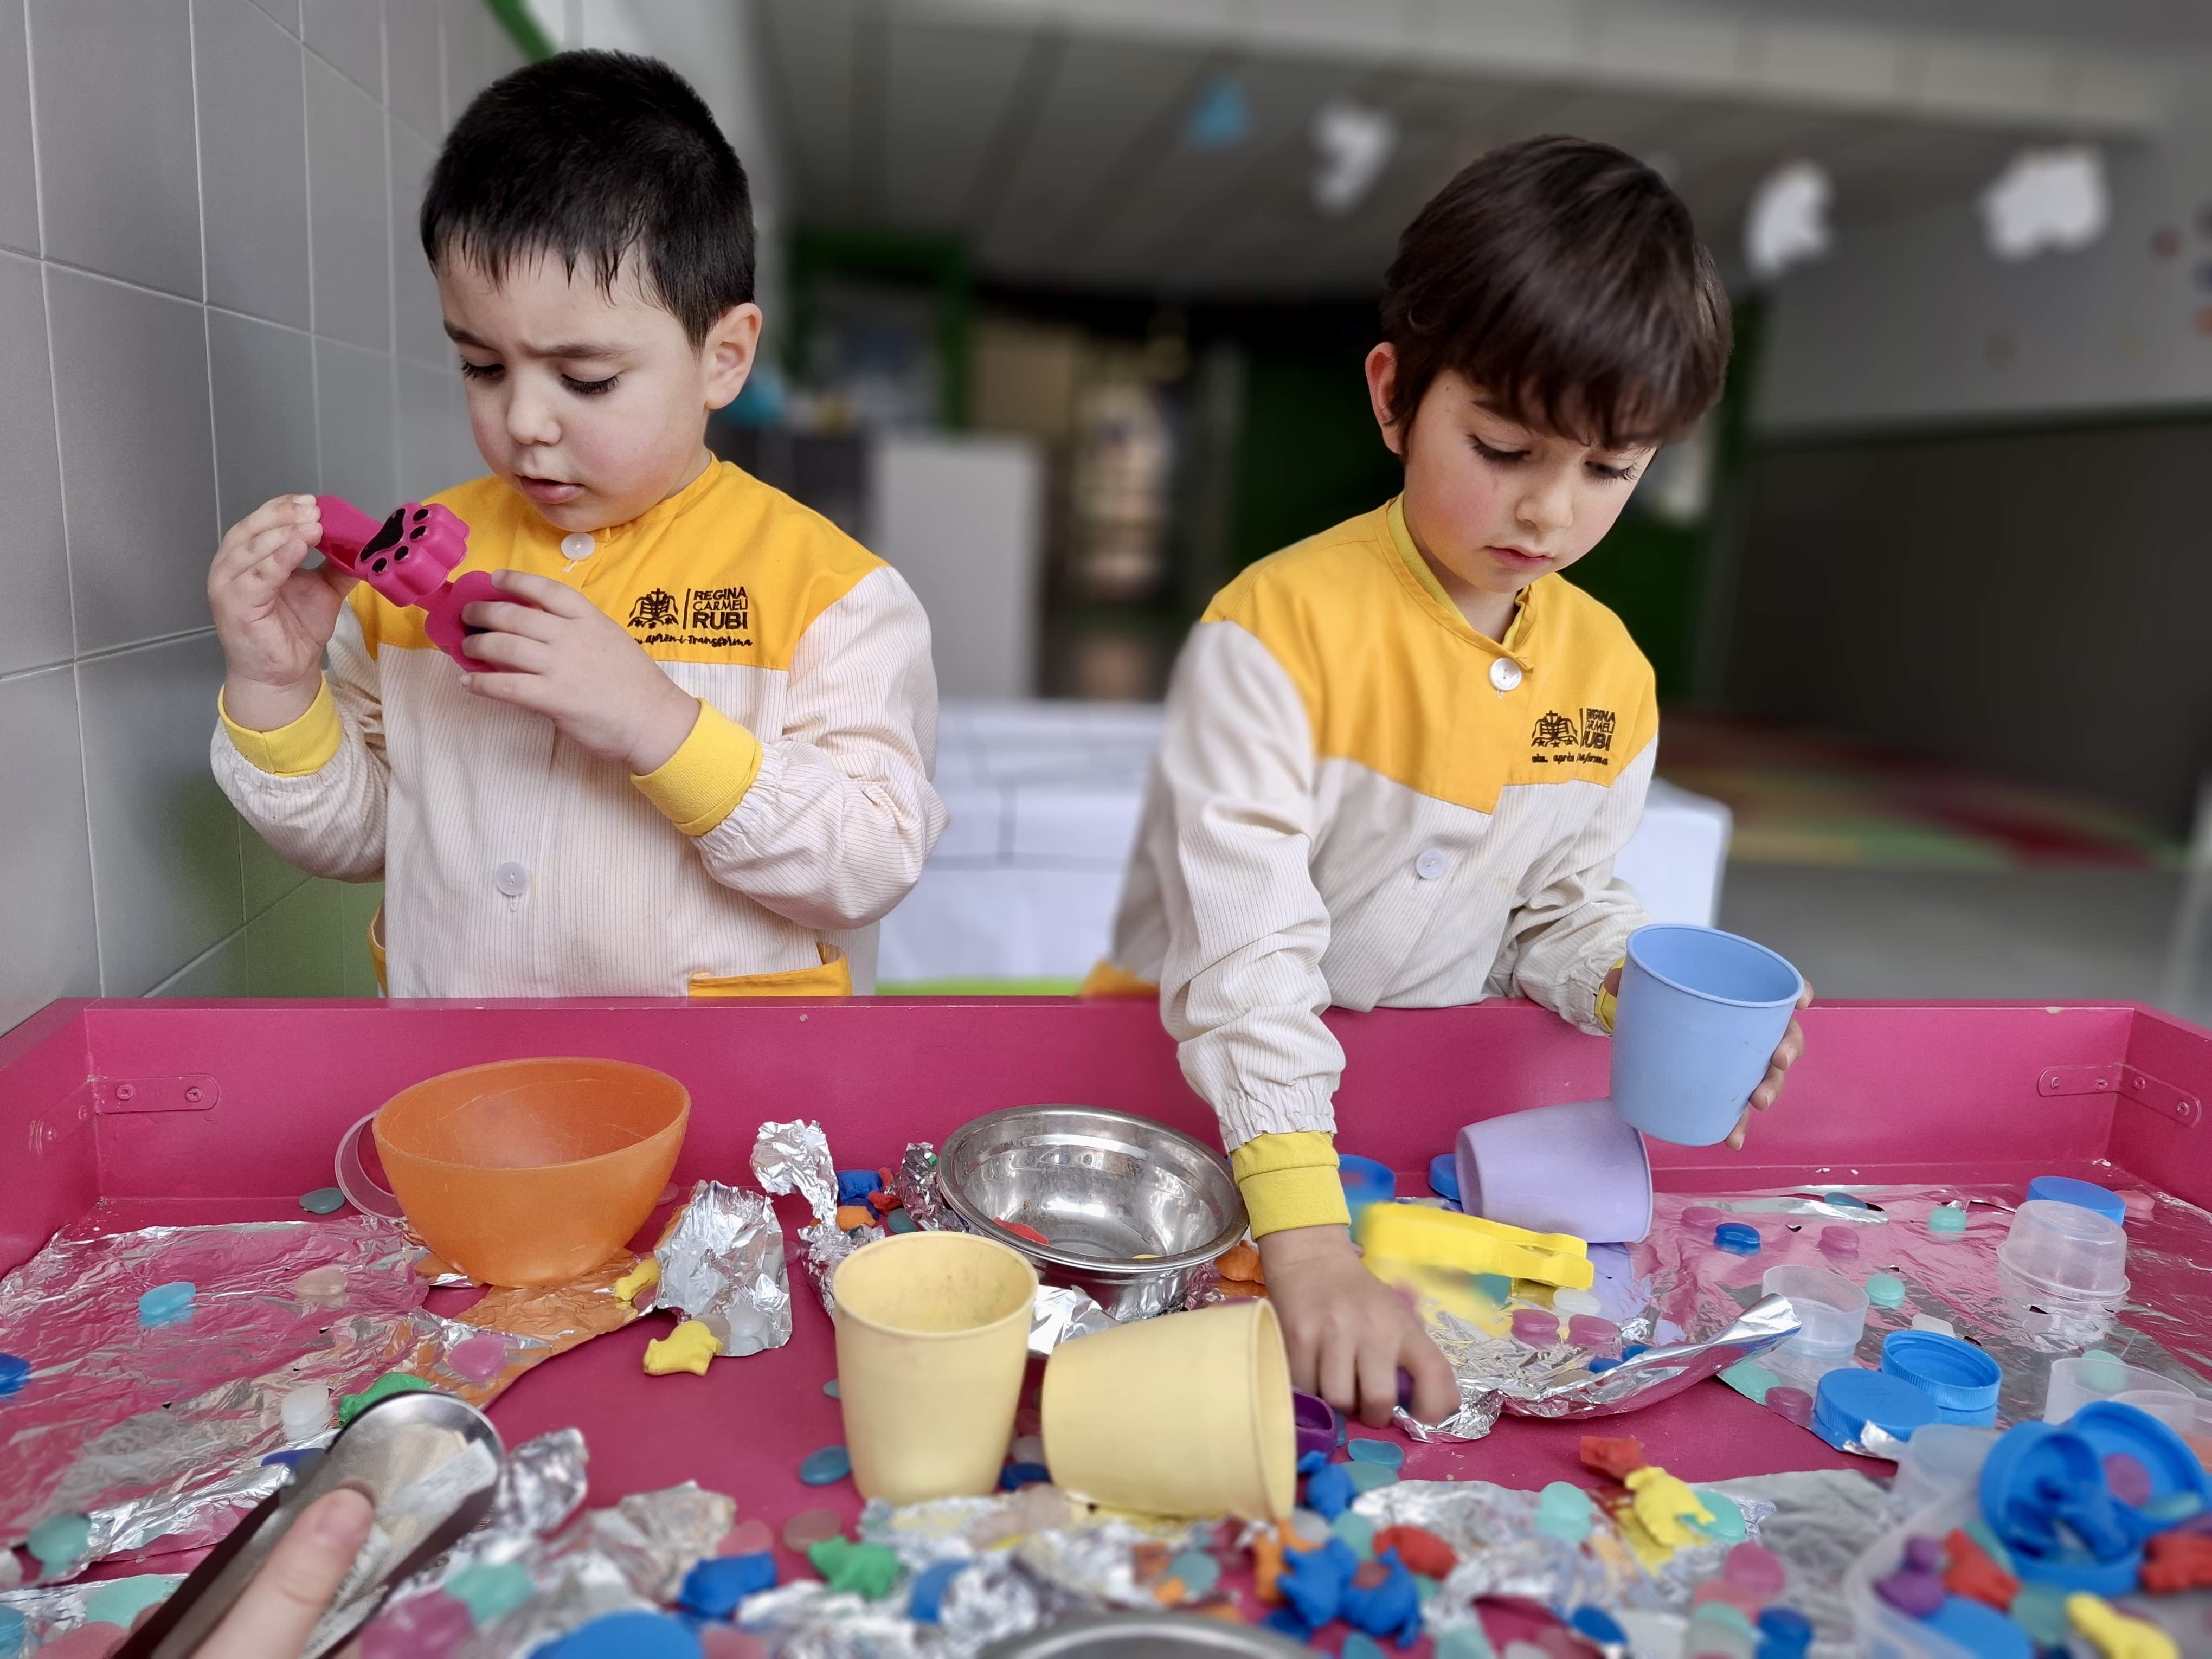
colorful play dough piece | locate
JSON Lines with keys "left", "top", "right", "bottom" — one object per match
{"left": 82, "top": 1574, "right": 178, "bottom": 1629}
{"left": 1535, "top": 1482, "right": 1592, "bottom": 1543}
{"left": 538, "top": 1610, "right": 702, "bottom": 1659}
{"left": 1865, "top": 1273, "right": 1907, "bottom": 1307}
{"left": 0, "top": 1353, "right": 29, "bottom": 1398}
{"left": 1347, "top": 1438, "right": 1405, "bottom": 1470}
{"left": 298, "top": 1186, "right": 346, "bottom": 1215}
{"left": 1694, "top": 1491, "right": 1749, "bottom": 1544}
{"left": 885, "top": 1208, "right": 918, "bottom": 1234}
{"left": 338, "top": 1372, "right": 434, "bottom": 1425}
{"left": 138, "top": 1281, "right": 195, "bottom": 1328}
{"left": 613, "top": 1258, "right": 661, "bottom": 1304}
{"left": 800, "top": 1445, "right": 852, "bottom": 1486}
{"left": 808, "top": 1537, "right": 901, "bottom": 1598}
{"left": 1167, "top": 1550, "right": 1221, "bottom": 1597}
{"left": 1624, "top": 1467, "right": 1713, "bottom": 1549}
{"left": 447, "top": 1332, "right": 507, "bottom": 1384}
{"left": 28, "top": 1510, "right": 93, "bottom": 1570}
{"left": 644, "top": 1320, "right": 721, "bottom": 1378}
{"left": 782, "top": 1508, "right": 844, "bottom": 1552}
{"left": 680, "top": 1553, "right": 778, "bottom": 1617}
{"left": 999, "top": 1219, "right": 1051, "bottom": 1246}
{"left": 360, "top": 1589, "right": 473, "bottom": 1658}
{"left": 447, "top": 1561, "right": 535, "bottom": 1625}
{"left": 908, "top": 1560, "right": 968, "bottom": 1624}
{"left": 834, "top": 1205, "right": 876, "bottom": 1233}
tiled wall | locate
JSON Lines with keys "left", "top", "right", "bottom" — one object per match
{"left": 0, "top": 0, "right": 525, "bottom": 1032}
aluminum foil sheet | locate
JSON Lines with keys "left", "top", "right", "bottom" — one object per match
{"left": 0, "top": 1573, "right": 183, "bottom": 1649}
{"left": 1028, "top": 1285, "right": 1117, "bottom": 1356}
{"left": 460, "top": 1482, "right": 734, "bottom": 1657}
{"left": 1354, "top": 1480, "right": 1768, "bottom": 1633}
{"left": 756, "top": 1118, "right": 882, "bottom": 1315}
{"left": 651, "top": 1180, "right": 794, "bottom": 1357}
{"left": 1636, "top": 1182, "right": 2212, "bottom": 1439}
{"left": 0, "top": 1212, "right": 642, "bottom": 1580}
{"left": 1396, "top": 1288, "right": 1798, "bottom": 1442}
{"left": 1701, "top": 1469, "right": 1891, "bottom": 1659}
{"left": 383, "top": 1427, "right": 591, "bottom": 1602}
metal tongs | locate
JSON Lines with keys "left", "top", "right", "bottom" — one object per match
{"left": 118, "top": 1390, "right": 505, "bottom": 1659}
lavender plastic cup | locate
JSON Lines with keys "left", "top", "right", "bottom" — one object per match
{"left": 1452, "top": 1099, "right": 1653, "bottom": 1244}
{"left": 1610, "top": 924, "right": 1804, "bottom": 1147}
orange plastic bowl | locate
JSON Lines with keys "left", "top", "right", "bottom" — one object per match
{"left": 371, "top": 1058, "right": 690, "bottom": 1287}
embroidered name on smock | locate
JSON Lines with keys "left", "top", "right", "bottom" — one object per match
{"left": 628, "top": 584, "right": 755, "bottom": 648}
{"left": 1529, "top": 707, "right": 1616, "bottom": 766}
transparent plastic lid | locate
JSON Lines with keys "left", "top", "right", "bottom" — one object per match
{"left": 1995, "top": 1198, "right": 2129, "bottom": 1296}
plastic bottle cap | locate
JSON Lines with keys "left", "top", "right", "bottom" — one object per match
{"left": 1714, "top": 1222, "right": 1761, "bottom": 1256}
{"left": 1817, "top": 1226, "right": 1860, "bottom": 1259}
{"left": 298, "top": 1186, "right": 346, "bottom": 1215}
{"left": 2024, "top": 1176, "right": 2125, "bottom": 1227}
{"left": 1864, "top": 1274, "right": 1906, "bottom": 1307}
{"left": 1812, "top": 1367, "right": 1941, "bottom": 1449}
{"left": 0, "top": 1354, "right": 28, "bottom": 1399}
{"left": 1928, "top": 1203, "right": 1968, "bottom": 1234}
{"left": 1426, "top": 1154, "right": 1460, "bottom": 1204}
{"left": 1339, "top": 1154, "right": 1395, "bottom": 1196}
{"left": 1347, "top": 1438, "right": 1405, "bottom": 1470}
{"left": 1879, "top": 1330, "right": 2002, "bottom": 1417}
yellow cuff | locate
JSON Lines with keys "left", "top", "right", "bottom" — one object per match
{"left": 632, "top": 702, "right": 763, "bottom": 837}
{"left": 219, "top": 679, "right": 342, "bottom": 776}
{"left": 1230, "top": 1131, "right": 1351, "bottom": 1237}
{"left": 1596, "top": 956, "right": 1625, "bottom": 1033}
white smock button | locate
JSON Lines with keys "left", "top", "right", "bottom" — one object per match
{"left": 1415, "top": 849, "right": 1450, "bottom": 881}
{"left": 494, "top": 861, "right": 530, "bottom": 898}
{"left": 1489, "top": 657, "right": 1523, "bottom": 691}
{"left": 560, "top": 532, "right": 596, "bottom": 560}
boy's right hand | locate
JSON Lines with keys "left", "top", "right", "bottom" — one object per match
{"left": 209, "top": 494, "right": 356, "bottom": 731}
{"left": 1258, "top": 1224, "right": 1461, "bottom": 1429}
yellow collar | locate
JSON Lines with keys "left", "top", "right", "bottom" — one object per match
{"left": 1385, "top": 496, "right": 1532, "bottom": 654}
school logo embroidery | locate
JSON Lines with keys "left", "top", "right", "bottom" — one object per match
{"left": 1528, "top": 708, "right": 1616, "bottom": 766}
{"left": 626, "top": 585, "right": 754, "bottom": 649}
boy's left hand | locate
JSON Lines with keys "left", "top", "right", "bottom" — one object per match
{"left": 1603, "top": 968, "right": 1812, "bottom": 1150}
{"left": 457, "top": 570, "right": 700, "bottom": 774}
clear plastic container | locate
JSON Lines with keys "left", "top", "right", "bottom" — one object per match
{"left": 1995, "top": 1200, "right": 2129, "bottom": 1298}
{"left": 1888, "top": 1423, "right": 1999, "bottom": 1513}
{"left": 2043, "top": 1353, "right": 2197, "bottom": 1425}
{"left": 1761, "top": 1262, "right": 1870, "bottom": 1359}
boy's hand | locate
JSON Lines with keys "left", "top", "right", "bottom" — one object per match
{"left": 1257, "top": 1224, "right": 1459, "bottom": 1428}
{"left": 458, "top": 570, "right": 702, "bottom": 774}
{"left": 1606, "top": 967, "right": 1814, "bottom": 1149}
{"left": 209, "top": 495, "right": 357, "bottom": 731}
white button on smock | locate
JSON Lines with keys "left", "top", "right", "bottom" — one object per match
{"left": 1489, "top": 657, "right": 1523, "bottom": 692}
{"left": 560, "top": 532, "right": 596, "bottom": 560}
{"left": 494, "top": 861, "right": 530, "bottom": 898}
{"left": 1415, "top": 849, "right": 1450, "bottom": 882}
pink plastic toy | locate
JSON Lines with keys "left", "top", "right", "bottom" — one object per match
{"left": 315, "top": 496, "right": 510, "bottom": 671}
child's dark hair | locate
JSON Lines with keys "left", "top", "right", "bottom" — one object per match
{"left": 422, "top": 51, "right": 753, "bottom": 345}
{"left": 1380, "top": 136, "right": 1729, "bottom": 449}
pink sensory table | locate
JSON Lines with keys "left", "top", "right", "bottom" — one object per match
{"left": 4, "top": 993, "right": 2209, "bottom": 1579}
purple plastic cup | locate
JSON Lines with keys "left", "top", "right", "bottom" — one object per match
{"left": 1454, "top": 1099, "right": 1653, "bottom": 1244}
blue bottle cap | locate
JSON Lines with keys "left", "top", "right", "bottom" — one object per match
{"left": 1879, "top": 1330, "right": 2002, "bottom": 1418}
{"left": 1811, "top": 1367, "right": 1940, "bottom": 1450}
{"left": 1427, "top": 1154, "right": 1461, "bottom": 1205}
{"left": 2024, "top": 1175, "right": 2124, "bottom": 1226}
{"left": 1715, "top": 1221, "right": 1762, "bottom": 1255}
{"left": 2068, "top": 1401, "right": 2212, "bottom": 1532}
{"left": 1919, "top": 1596, "right": 2033, "bottom": 1659}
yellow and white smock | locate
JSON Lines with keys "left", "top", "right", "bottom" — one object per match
{"left": 211, "top": 461, "right": 946, "bottom": 998}
{"left": 1086, "top": 498, "right": 1657, "bottom": 1235}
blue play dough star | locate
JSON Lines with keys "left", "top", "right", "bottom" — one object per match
{"left": 1302, "top": 1454, "right": 1355, "bottom": 1520}
{"left": 1342, "top": 1549, "right": 1423, "bottom": 1647}
{"left": 1279, "top": 1537, "right": 1360, "bottom": 1630}
{"left": 835, "top": 1169, "right": 880, "bottom": 1205}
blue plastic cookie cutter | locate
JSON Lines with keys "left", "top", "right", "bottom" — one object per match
{"left": 1978, "top": 1420, "right": 2142, "bottom": 1594}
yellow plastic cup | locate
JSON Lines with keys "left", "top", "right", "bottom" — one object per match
{"left": 1040, "top": 1299, "right": 1295, "bottom": 1520}
{"left": 831, "top": 1231, "right": 1039, "bottom": 1504}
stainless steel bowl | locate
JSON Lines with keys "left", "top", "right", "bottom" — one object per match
{"left": 979, "top": 1612, "right": 1309, "bottom": 1659}
{"left": 937, "top": 1105, "right": 1247, "bottom": 1321}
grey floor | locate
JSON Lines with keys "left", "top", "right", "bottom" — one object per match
{"left": 1715, "top": 865, "right": 2194, "bottom": 1017}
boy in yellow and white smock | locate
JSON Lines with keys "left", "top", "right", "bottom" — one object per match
{"left": 1085, "top": 138, "right": 1808, "bottom": 1426}
{"left": 209, "top": 53, "right": 943, "bottom": 998}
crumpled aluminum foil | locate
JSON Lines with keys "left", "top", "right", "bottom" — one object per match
{"left": 0, "top": 1573, "right": 184, "bottom": 1649}
{"left": 651, "top": 1180, "right": 793, "bottom": 1357}
{"left": 1701, "top": 1468, "right": 1891, "bottom": 1658}
{"left": 1398, "top": 1289, "right": 1799, "bottom": 1442}
{"left": 1029, "top": 1285, "right": 1117, "bottom": 1356}
{"left": 756, "top": 1119, "right": 882, "bottom": 1315}
{"left": 1354, "top": 1478, "right": 1771, "bottom": 1633}
{"left": 384, "top": 1427, "right": 591, "bottom": 1599}
{"left": 459, "top": 1482, "right": 734, "bottom": 1657}
{"left": 895, "top": 1142, "right": 946, "bottom": 1230}
{"left": 1637, "top": 1182, "right": 2212, "bottom": 1440}
{"left": 0, "top": 1211, "right": 640, "bottom": 1580}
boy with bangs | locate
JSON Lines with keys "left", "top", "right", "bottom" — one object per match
{"left": 208, "top": 53, "right": 943, "bottom": 998}
{"left": 1087, "top": 137, "right": 1808, "bottom": 1425}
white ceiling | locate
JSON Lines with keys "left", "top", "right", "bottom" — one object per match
{"left": 753, "top": 0, "right": 2204, "bottom": 297}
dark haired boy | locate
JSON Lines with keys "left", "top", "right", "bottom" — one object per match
{"left": 1085, "top": 137, "right": 1806, "bottom": 1424}
{"left": 209, "top": 53, "right": 943, "bottom": 998}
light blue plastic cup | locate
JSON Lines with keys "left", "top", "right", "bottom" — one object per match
{"left": 1609, "top": 924, "right": 1804, "bottom": 1147}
